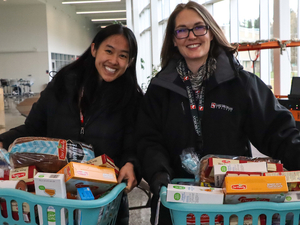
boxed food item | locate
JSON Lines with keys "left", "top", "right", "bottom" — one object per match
{"left": 285, "top": 191, "right": 300, "bottom": 202}
{"left": 34, "top": 173, "right": 66, "bottom": 198}
{"left": 85, "top": 154, "right": 119, "bottom": 175}
{"left": 57, "top": 162, "right": 117, "bottom": 195}
{"left": 265, "top": 171, "right": 300, "bottom": 191}
{"left": 223, "top": 175, "right": 288, "bottom": 204}
{"left": 214, "top": 162, "right": 268, "bottom": 187}
{"left": 202, "top": 156, "right": 283, "bottom": 183}
{"left": 76, "top": 187, "right": 94, "bottom": 225}
{"left": 226, "top": 171, "right": 263, "bottom": 177}
{"left": 166, "top": 184, "right": 224, "bottom": 204}
{"left": 7, "top": 165, "right": 38, "bottom": 192}
{"left": 34, "top": 172, "right": 67, "bottom": 225}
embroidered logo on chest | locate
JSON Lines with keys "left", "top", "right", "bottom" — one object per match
{"left": 211, "top": 102, "right": 233, "bottom": 112}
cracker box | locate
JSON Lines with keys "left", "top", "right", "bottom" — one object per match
{"left": 214, "top": 162, "right": 268, "bottom": 187}
{"left": 166, "top": 184, "right": 224, "bottom": 204}
{"left": 57, "top": 162, "right": 117, "bottom": 195}
{"left": 285, "top": 191, "right": 300, "bottom": 202}
{"left": 223, "top": 175, "right": 288, "bottom": 204}
{"left": 34, "top": 173, "right": 67, "bottom": 225}
{"left": 34, "top": 173, "right": 66, "bottom": 198}
{"left": 204, "top": 157, "right": 283, "bottom": 178}
{"left": 85, "top": 154, "right": 119, "bottom": 175}
{"left": 265, "top": 171, "right": 300, "bottom": 191}
{"left": 8, "top": 166, "right": 38, "bottom": 192}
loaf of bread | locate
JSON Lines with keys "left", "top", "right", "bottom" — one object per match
{"left": 8, "top": 137, "right": 95, "bottom": 173}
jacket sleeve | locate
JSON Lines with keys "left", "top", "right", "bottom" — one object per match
{"left": 0, "top": 83, "right": 53, "bottom": 150}
{"left": 243, "top": 72, "right": 300, "bottom": 170}
{"left": 117, "top": 94, "right": 143, "bottom": 183}
{"left": 136, "top": 82, "right": 175, "bottom": 184}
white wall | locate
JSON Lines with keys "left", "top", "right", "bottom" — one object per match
{"left": 0, "top": 2, "right": 98, "bottom": 93}
{"left": 46, "top": 0, "right": 98, "bottom": 76}
{"left": 0, "top": 4, "right": 48, "bottom": 93}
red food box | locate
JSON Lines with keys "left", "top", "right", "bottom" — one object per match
{"left": 204, "top": 157, "right": 283, "bottom": 178}
{"left": 7, "top": 165, "right": 38, "bottom": 192}
{"left": 85, "top": 154, "right": 119, "bottom": 175}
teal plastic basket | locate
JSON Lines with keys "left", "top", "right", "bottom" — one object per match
{"left": 160, "top": 179, "right": 300, "bottom": 225}
{"left": 0, "top": 182, "right": 125, "bottom": 225}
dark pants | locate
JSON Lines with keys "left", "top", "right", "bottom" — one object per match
{"left": 116, "top": 193, "right": 129, "bottom": 225}
{"left": 150, "top": 194, "right": 172, "bottom": 225}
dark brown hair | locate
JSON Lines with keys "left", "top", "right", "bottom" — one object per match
{"left": 160, "top": 1, "right": 238, "bottom": 68}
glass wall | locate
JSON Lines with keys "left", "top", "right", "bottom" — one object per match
{"left": 290, "top": 0, "right": 298, "bottom": 78}
{"left": 269, "top": 0, "right": 275, "bottom": 89}
{"left": 213, "top": 0, "right": 230, "bottom": 41}
{"left": 238, "top": 0, "right": 260, "bottom": 77}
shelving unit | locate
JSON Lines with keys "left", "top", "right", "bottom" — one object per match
{"left": 235, "top": 40, "right": 300, "bottom": 51}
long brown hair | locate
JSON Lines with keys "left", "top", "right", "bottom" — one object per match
{"left": 160, "top": 1, "right": 237, "bottom": 69}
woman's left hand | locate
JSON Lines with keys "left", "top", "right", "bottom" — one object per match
{"left": 117, "top": 162, "right": 137, "bottom": 193}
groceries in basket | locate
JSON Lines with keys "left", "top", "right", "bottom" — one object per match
{"left": 199, "top": 154, "right": 284, "bottom": 185}
{"left": 8, "top": 137, "right": 95, "bottom": 173}
{"left": 57, "top": 161, "right": 118, "bottom": 195}
{"left": 223, "top": 175, "right": 288, "bottom": 203}
{"left": 1, "top": 165, "right": 38, "bottom": 192}
{"left": 166, "top": 183, "right": 223, "bottom": 204}
{"left": 0, "top": 149, "right": 123, "bottom": 225}
{"left": 166, "top": 154, "right": 300, "bottom": 206}
{"left": 213, "top": 162, "right": 268, "bottom": 187}
{"left": 34, "top": 172, "right": 68, "bottom": 225}
{"left": 85, "top": 154, "right": 120, "bottom": 176}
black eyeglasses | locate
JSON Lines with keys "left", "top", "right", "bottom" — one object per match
{"left": 174, "top": 25, "right": 209, "bottom": 39}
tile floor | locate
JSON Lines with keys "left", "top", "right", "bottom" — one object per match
{"left": 0, "top": 96, "right": 152, "bottom": 225}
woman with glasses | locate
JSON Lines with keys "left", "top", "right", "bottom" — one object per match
{"left": 136, "top": 1, "right": 300, "bottom": 224}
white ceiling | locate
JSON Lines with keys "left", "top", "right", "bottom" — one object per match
{"left": 0, "top": 0, "right": 127, "bottom": 27}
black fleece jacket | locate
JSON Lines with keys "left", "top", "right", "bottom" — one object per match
{"left": 136, "top": 50, "right": 300, "bottom": 184}
{"left": 0, "top": 74, "right": 142, "bottom": 180}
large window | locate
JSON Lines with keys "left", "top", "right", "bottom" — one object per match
{"left": 213, "top": 0, "right": 230, "bottom": 41}
{"left": 290, "top": 0, "right": 298, "bottom": 78}
{"left": 238, "top": 0, "right": 260, "bottom": 77}
{"left": 269, "top": 0, "right": 275, "bottom": 89}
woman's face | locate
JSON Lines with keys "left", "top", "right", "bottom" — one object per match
{"left": 173, "top": 9, "right": 213, "bottom": 69}
{"left": 91, "top": 34, "right": 130, "bottom": 82}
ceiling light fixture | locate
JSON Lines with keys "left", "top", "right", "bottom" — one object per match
{"left": 91, "top": 18, "right": 126, "bottom": 22}
{"left": 62, "top": 0, "right": 120, "bottom": 4}
{"left": 77, "top": 10, "right": 126, "bottom": 14}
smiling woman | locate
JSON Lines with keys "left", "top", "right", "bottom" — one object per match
{"left": 0, "top": 24, "right": 143, "bottom": 225}
{"left": 91, "top": 34, "right": 130, "bottom": 82}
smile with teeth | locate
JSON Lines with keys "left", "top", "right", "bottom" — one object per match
{"left": 187, "top": 44, "right": 201, "bottom": 48}
{"left": 105, "top": 66, "right": 116, "bottom": 73}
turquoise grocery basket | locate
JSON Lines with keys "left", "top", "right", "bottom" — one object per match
{"left": 160, "top": 179, "right": 300, "bottom": 225}
{"left": 0, "top": 182, "right": 125, "bottom": 225}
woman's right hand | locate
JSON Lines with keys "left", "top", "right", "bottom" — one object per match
{"left": 0, "top": 142, "right": 3, "bottom": 148}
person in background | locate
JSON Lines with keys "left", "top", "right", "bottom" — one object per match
{"left": 0, "top": 24, "right": 143, "bottom": 225}
{"left": 136, "top": 1, "right": 300, "bottom": 224}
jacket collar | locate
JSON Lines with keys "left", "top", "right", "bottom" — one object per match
{"left": 151, "top": 49, "right": 242, "bottom": 97}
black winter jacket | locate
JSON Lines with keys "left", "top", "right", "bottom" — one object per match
{"left": 0, "top": 74, "right": 142, "bottom": 178}
{"left": 136, "top": 50, "right": 300, "bottom": 184}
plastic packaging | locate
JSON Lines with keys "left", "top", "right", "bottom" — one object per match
{"left": 8, "top": 137, "right": 95, "bottom": 172}
{"left": 180, "top": 148, "right": 200, "bottom": 182}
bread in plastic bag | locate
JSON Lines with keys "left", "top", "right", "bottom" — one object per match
{"left": 8, "top": 137, "right": 95, "bottom": 173}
